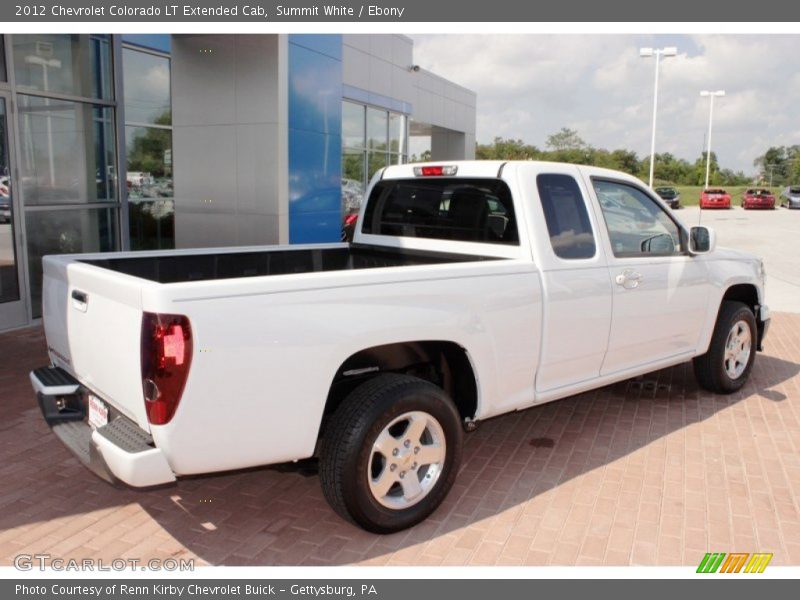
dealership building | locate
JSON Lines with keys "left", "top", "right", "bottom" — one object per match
{"left": 0, "top": 34, "right": 476, "bottom": 331}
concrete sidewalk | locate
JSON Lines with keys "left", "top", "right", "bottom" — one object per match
{"left": 1, "top": 318, "right": 799, "bottom": 567}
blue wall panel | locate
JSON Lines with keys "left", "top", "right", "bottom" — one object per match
{"left": 288, "top": 34, "right": 343, "bottom": 244}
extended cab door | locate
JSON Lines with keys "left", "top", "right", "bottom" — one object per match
{"left": 585, "top": 176, "right": 710, "bottom": 376}
{"left": 521, "top": 165, "right": 613, "bottom": 394}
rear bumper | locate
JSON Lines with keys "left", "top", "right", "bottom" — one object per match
{"left": 31, "top": 367, "right": 176, "bottom": 488}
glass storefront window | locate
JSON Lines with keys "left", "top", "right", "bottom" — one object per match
{"left": 342, "top": 102, "right": 365, "bottom": 149}
{"left": 125, "top": 125, "right": 172, "bottom": 198}
{"left": 122, "top": 48, "right": 171, "bottom": 125}
{"left": 389, "top": 113, "right": 405, "bottom": 154}
{"left": 0, "top": 97, "right": 20, "bottom": 304}
{"left": 125, "top": 125, "right": 174, "bottom": 250}
{"left": 368, "top": 152, "right": 388, "bottom": 179}
{"left": 366, "top": 107, "right": 388, "bottom": 151}
{"left": 0, "top": 36, "right": 7, "bottom": 82}
{"left": 129, "top": 199, "right": 174, "bottom": 251}
{"left": 342, "top": 148, "right": 365, "bottom": 215}
{"left": 25, "top": 207, "right": 117, "bottom": 317}
{"left": 13, "top": 35, "right": 113, "bottom": 100}
{"left": 342, "top": 101, "right": 408, "bottom": 224}
{"left": 18, "top": 96, "right": 116, "bottom": 205}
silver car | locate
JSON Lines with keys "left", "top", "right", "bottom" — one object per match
{"left": 781, "top": 186, "right": 800, "bottom": 209}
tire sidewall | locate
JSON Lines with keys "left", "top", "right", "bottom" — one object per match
{"left": 712, "top": 304, "right": 757, "bottom": 392}
{"left": 342, "top": 384, "right": 462, "bottom": 533}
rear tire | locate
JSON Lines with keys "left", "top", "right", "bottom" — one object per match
{"left": 693, "top": 301, "right": 756, "bottom": 394}
{"left": 319, "top": 374, "right": 463, "bottom": 533}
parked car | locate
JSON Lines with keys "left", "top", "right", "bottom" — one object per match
{"left": 31, "top": 161, "right": 769, "bottom": 533}
{"left": 341, "top": 212, "right": 358, "bottom": 242}
{"left": 700, "top": 188, "right": 731, "bottom": 209}
{"left": 780, "top": 186, "right": 800, "bottom": 209}
{"left": 654, "top": 186, "right": 681, "bottom": 209}
{"left": 741, "top": 188, "right": 776, "bottom": 210}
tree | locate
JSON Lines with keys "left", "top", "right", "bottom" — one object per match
{"left": 608, "top": 149, "right": 640, "bottom": 175}
{"left": 753, "top": 145, "right": 800, "bottom": 186}
{"left": 475, "top": 137, "right": 540, "bottom": 160}
{"left": 409, "top": 149, "right": 432, "bottom": 163}
{"left": 545, "top": 128, "right": 586, "bottom": 152}
{"left": 471, "top": 129, "right": 761, "bottom": 185}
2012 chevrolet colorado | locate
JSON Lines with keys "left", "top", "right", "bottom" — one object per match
{"left": 30, "top": 161, "right": 769, "bottom": 533}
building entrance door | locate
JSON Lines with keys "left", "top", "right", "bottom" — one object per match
{"left": 0, "top": 92, "right": 30, "bottom": 330}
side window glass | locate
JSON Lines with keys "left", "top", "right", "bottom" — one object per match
{"left": 537, "top": 174, "right": 596, "bottom": 259}
{"left": 593, "top": 180, "right": 683, "bottom": 257}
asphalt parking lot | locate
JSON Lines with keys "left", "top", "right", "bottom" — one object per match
{"left": 0, "top": 206, "right": 798, "bottom": 567}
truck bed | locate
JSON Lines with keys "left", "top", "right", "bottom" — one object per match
{"left": 80, "top": 244, "right": 497, "bottom": 284}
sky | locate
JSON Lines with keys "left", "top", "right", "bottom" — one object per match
{"left": 410, "top": 34, "right": 800, "bottom": 175}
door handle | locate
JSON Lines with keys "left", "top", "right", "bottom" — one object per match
{"left": 615, "top": 269, "right": 643, "bottom": 289}
{"left": 71, "top": 289, "right": 88, "bottom": 312}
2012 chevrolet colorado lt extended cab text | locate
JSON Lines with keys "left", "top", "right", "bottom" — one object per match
{"left": 31, "top": 161, "right": 770, "bottom": 533}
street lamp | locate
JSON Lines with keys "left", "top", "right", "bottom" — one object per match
{"left": 640, "top": 46, "right": 677, "bottom": 188}
{"left": 700, "top": 90, "right": 725, "bottom": 189}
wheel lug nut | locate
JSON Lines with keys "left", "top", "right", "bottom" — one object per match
{"left": 399, "top": 471, "right": 405, "bottom": 478}
{"left": 414, "top": 446, "right": 420, "bottom": 454}
{"left": 404, "top": 439, "right": 411, "bottom": 448}
{"left": 412, "top": 462, "right": 417, "bottom": 469}
{"left": 392, "top": 448, "right": 398, "bottom": 456}
{"left": 390, "top": 464, "right": 397, "bottom": 471}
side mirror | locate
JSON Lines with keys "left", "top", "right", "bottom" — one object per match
{"left": 689, "top": 225, "right": 716, "bottom": 255}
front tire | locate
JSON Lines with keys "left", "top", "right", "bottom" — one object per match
{"left": 319, "top": 374, "right": 463, "bottom": 533}
{"left": 693, "top": 301, "right": 757, "bottom": 394}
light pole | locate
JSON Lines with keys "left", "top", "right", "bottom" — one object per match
{"left": 700, "top": 90, "right": 725, "bottom": 189}
{"left": 640, "top": 46, "right": 677, "bottom": 188}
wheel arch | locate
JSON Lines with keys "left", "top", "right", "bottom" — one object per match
{"left": 721, "top": 283, "right": 760, "bottom": 313}
{"left": 320, "top": 340, "right": 480, "bottom": 435}
{"left": 698, "top": 281, "right": 762, "bottom": 356}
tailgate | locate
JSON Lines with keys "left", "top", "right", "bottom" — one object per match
{"left": 42, "top": 256, "right": 150, "bottom": 431}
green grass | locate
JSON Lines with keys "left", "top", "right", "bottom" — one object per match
{"left": 668, "top": 185, "right": 781, "bottom": 207}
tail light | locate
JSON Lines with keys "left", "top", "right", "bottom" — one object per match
{"left": 141, "top": 312, "right": 193, "bottom": 425}
{"left": 413, "top": 165, "right": 458, "bottom": 177}
{"left": 344, "top": 214, "right": 358, "bottom": 226}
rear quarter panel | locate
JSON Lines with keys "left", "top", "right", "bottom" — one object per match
{"left": 147, "top": 260, "right": 542, "bottom": 476}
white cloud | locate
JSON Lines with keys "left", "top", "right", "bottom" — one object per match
{"left": 411, "top": 34, "right": 800, "bottom": 174}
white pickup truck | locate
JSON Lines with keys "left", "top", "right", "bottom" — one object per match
{"left": 31, "top": 161, "right": 770, "bottom": 533}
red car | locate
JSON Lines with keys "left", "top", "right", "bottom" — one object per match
{"left": 699, "top": 188, "right": 731, "bottom": 209}
{"left": 741, "top": 188, "right": 776, "bottom": 210}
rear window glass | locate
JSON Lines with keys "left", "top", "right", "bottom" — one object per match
{"left": 537, "top": 174, "right": 596, "bottom": 259}
{"left": 361, "top": 178, "right": 519, "bottom": 245}
{"left": 790, "top": 187, "right": 800, "bottom": 194}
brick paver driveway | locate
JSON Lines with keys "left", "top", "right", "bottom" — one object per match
{"left": 1, "top": 316, "right": 799, "bottom": 567}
